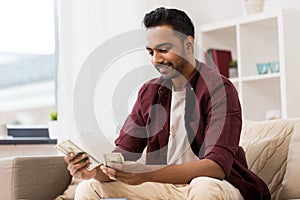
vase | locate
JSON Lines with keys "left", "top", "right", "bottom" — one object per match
{"left": 48, "top": 121, "right": 60, "bottom": 139}
{"left": 0, "top": 124, "right": 11, "bottom": 139}
{"left": 229, "top": 68, "right": 238, "bottom": 78}
{"left": 244, "top": 0, "right": 265, "bottom": 15}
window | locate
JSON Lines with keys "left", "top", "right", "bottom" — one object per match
{"left": 0, "top": 0, "right": 58, "bottom": 125}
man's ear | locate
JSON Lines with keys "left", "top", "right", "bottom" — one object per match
{"left": 184, "top": 36, "right": 194, "bottom": 54}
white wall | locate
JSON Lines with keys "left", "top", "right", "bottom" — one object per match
{"left": 57, "top": 0, "right": 169, "bottom": 146}
{"left": 167, "top": 0, "right": 243, "bottom": 26}
{"left": 57, "top": 0, "right": 300, "bottom": 147}
{"left": 167, "top": 0, "right": 300, "bottom": 27}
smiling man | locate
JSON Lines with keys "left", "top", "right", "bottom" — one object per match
{"left": 65, "top": 7, "right": 270, "bottom": 200}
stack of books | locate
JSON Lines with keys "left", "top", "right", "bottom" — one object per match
{"left": 206, "top": 48, "right": 232, "bottom": 78}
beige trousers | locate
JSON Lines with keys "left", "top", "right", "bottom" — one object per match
{"left": 75, "top": 177, "right": 243, "bottom": 200}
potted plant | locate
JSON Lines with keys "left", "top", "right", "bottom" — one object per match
{"left": 229, "top": 60, "right": 238, "bottom": 78}
{"left": 48, "top": 110, "right": 59, "bottom": 139}
{"left": 50, "top": 111, "right": 58, "bottom": 121}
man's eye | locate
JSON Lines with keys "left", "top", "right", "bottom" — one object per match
{"left": 148, "top": 51, "right": 153, "bottom": 56}
{"left": 159, "top": 49, "right": 169, "bottom": 53}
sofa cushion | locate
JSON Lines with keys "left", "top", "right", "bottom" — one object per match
{"left": 0, "top": 156, "right": 72, "bottom": 200}
{"left": 276, "top": 120, "right": 300, "bottom": 199}
{"left": 239, "top": 119, "right": 297, "bottom": 199}
{"left": 0, "top": 156, "right": 14, "bottom": 200}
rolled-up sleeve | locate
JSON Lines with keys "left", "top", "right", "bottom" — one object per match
{"left": 203, "top": 79, "right": 242, "bottom": 177}
{"left": 113, "top": 85, "right": 148, "bottom": 161}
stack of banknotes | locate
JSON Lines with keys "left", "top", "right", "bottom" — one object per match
{"left": 54, "top": 140, "right": 124, "bottom": 171}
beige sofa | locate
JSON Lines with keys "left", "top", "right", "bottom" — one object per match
{"left": 0, "top": 156, "right": 72, "bottom": 200}
{"left": 0, "top": 118, "right": 300, "bottom": 200}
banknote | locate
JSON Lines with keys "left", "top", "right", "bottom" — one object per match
{"left": 103, "top": 152, "right": 124, "bottom": 166}
{"left": 54, "top": 140, "right": 101, "bottom": 171}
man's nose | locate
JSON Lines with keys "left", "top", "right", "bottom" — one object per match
{"left": 151, "top": 52, "right": 163, "bottom": 64}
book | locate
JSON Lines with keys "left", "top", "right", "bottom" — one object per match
{"left": 206, "top": 49, "right": 232, "bottom": 78}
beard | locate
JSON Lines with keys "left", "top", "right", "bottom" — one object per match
{"left": 155, "top": 49, "right": 189, "bottom": 80}
{"left": 155, "top": 58, "right": 188, "bottom": 80}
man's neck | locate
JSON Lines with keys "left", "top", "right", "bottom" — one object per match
{"left": 172, "top": 76, "right": 187, "bottom": 91}
{"left": 172, "top": 59, "right": 196, "bottom": 91}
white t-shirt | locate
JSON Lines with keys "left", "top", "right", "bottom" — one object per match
{"left": 167, "top": 89, "right": 199, "bottom": 165}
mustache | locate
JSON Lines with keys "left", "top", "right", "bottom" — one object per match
{"left": 154, "top": 62, "right": 172, "bottom": 69}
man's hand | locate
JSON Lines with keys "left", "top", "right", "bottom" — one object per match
{"left": 100, "top": 164, "right": 146, "bottom": 185}
{"left": 100, "top": 161, "right": 166, "bottom": 185}
{"left": 64, "top": 152, "right": 97, "bottom": 180}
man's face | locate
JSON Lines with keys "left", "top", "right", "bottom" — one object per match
{"left": 146, "top": 25, "right": 189, "bottom": 80}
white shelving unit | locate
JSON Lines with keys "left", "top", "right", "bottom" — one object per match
{"left": 199, "top": 10, "right": 300, "bottom": 121}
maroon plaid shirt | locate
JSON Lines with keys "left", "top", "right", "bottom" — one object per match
{"left": 113, "top": 60, "right": 270, "bottom": 200}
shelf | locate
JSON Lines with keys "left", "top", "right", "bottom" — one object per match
{"left": 199, "top": 9, "right": 300, "bottom": 33}
{"left": 200, "top": 25, "right": 237, "bottom": 60}
{"left": 199, "top": 12, "right": 278, "bottom": 33}
{"left": 241, "top": 73, "right": 280, "bottom": 82}
{"left": 0, "top": 137, "right": 57, "bottom": 145}
{"left": 200, "top": 21, "right": 236, "bottom": 33}
{"left": 229, "top": 77, "right": 239, "bottom": 83}
{"left": 199, "top": 9, "right": 300, "bottom": 120}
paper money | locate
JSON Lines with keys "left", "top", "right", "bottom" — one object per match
{"left": 54, "top": 140, "right": 101, "bottom": 171}
{"left": 103, "top": 152, "right": 124, "bottom": 166}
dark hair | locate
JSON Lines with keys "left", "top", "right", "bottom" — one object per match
{"left": 143, "top": 7, "right": 194, "bottom": 38}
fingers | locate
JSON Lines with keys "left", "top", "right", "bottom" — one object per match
{"left": 107, "top": 162, "right": 134, "bottom": 172}
{"left": 100, "top": 165, "right": 144, "bottom": 185}
{"left": 107, "top": 162, "right": 143, "bottom": 173}
{"left": 64, "top": 152, "right": 87, "bottom": 165}
{"left": 101, "top": 165, "right": 118, "bottom": 180}
{"left": 68, "top": 159, "right": 90, "bottom": 176}
{"left": 73, "top": 164, "right": 89, "bottom": 179}
{"left": 107, "top": 162, "right": 122, "bottom": 170}
{"left": 64, "top": 153, "right": 74, "bottom": 163}
{"left": 68, "top": 152, "right": 87, "bottom": 164}
{"left": 65, "top": 153, "right": 90, "bottom": 176}
{"left": 101, "top": 165, "right": 130, "bottom": 180}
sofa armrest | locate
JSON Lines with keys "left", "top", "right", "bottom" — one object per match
{"left": 0, "top": 156, "right": 72, "bottom": 200}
